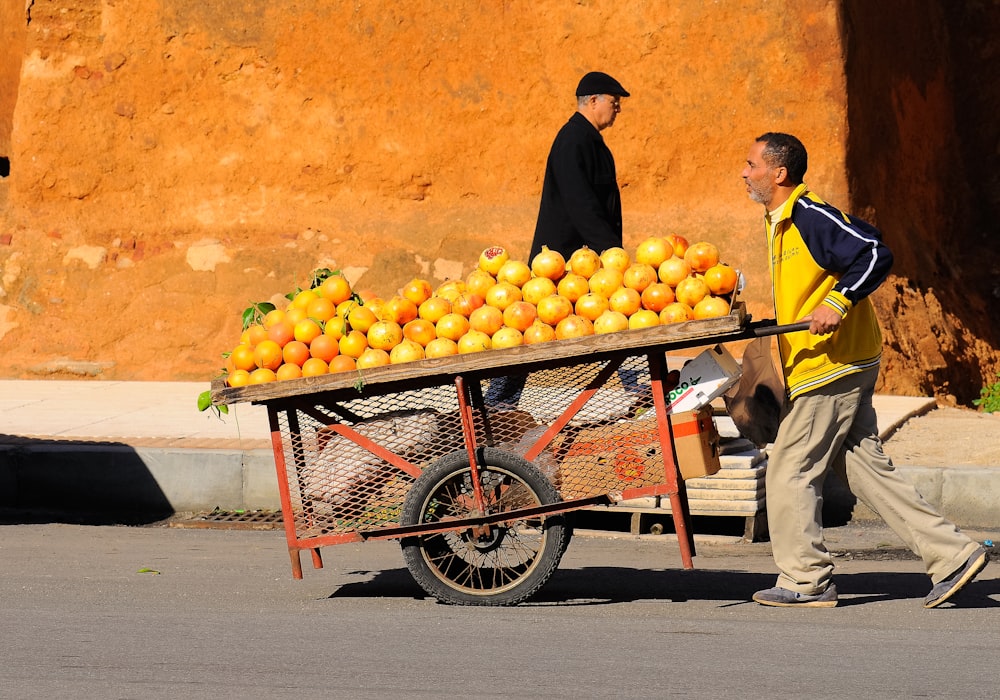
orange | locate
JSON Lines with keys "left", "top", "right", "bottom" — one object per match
{"left": 640, "top": 282, "right": 676, "bottom": 312}
{"left": 502, "top": 301, "right": 538, "bottom": 332}
{"left": 424, "top": 337, "right": 459, "bottom": 358}
{"left": 294, "top": 319, "right": 323, "bottom": 345}
{"left": 575, "top": 292, "right": 610, "bottom": 322}
{"left": 245, "top": 324, "right": 268, "bottom": 346}
{"left": 262, "top": 308, "right": 287, "bottom": 329}
{"left": 451, "top": 292, "right": 486, "bottom": 318}
{"left": 336, "top": 299, "right": 358, "bottom": 318}
{"left": 301, "top": 357, "right": 330, "bottom": 376}
{"left": 492, "top": 326, "right": 524, "bottom": 349}
{"left": 658, "top": 256, "right": 692, "bottom": 287}
{"left": 659, "top": 302, "right": 694, "bottom": 324}
{"left": 587, "top": 268, "right": 623, "bottom": 298}
{"left": 319, "top": 275, "right": 353, "bottom": 304}
{"left": 599, "top": 247, "right": 631, "bottom": 274}
{"left": 389, "top": 338, "right": 425, "bottom": 364}
{"left": 403, "top": 318, "right": 438, "bottom": 347}
{"left": 469, "top": 305, "right": 505, "bottom": 336}
{"left": 523, "top": 321, "right": 556, "bottom": 344}
{"left": 556, "top": 273, "right": 589, "bottom": 303}
{"left": 248, "top": 367, "right": 277, "bottom": 384}
{"left": 521, "top": 276, "right": 557, "bottom": 306}
{"left": 666, "top": 234, "right": 690, "bottom": 258}
{"left": 309, "top": 334, "right": 340, "bottom": 363}
{"left": 634, "top": 236, "right": 672, "bottom": 268}
{"left": 253, "top": 340, "right": 283, "bottom": 371}
{"left": 530, "top": 246, "right": 567, "bottom": 281}
{"left": 329, "top": 354, "right": 357, "bottom": 373}
{"left": 226, "top": 369, "right": 251, "bottom": 387}
{"left": 266, "top": 319, "right": 296, "bottom": 347}
{"left": 418, "top": 296, "right": 452, "bottom": 323}
{"left": 338, "top": 329, "right": 369, "bottom": 358}
{"left": 693, "top": 295, "right": 732, "bottom": 320}
{"left": 457, "top": 330, "right": 492, "bottom": 353}
{"left": 483, "top": 282, "right": 522, "bottom": 311}
{"left": 282, "top": 340, "right": 311, "bottom": 367}
{"left": 465, "top": 269, "right": 497, "bottom": 298}
{"left": 324, "top": 315, "right": 348, "bottom": 340}
{"left": 609, "top": 287, "right": 642, "bottom": 317}
{"left": 291, "top": 289, "right": 319, "bottom": 311}
{"left": 496, "top": 260, "right": 532, "bottom": 288}
{"left": 367, "top": 320, "right": 404, "bottom": 351}
{"left": 674, "top": 276, "right": 711, "bottom": 308}
{"left": 401, "top": 278, "right": 434, "bottom": 306}
{"left": 230, "top": 344, "right": 257, "bottom": 372}
{"left": 381, "top": 295, "right": 419, "bottom": 325}
{"left": 478, "top": 246, "right": 509, "bottom": 276}
{"left": 356, "top": 347, "right": 390, "bottom": 368}
{"left": 435, "top": 313, "right": 471, "bottom": 342}
{"left": 593, "top": 310, "right": 629, "bottom": 335}
{"left": 703, "top": 263, "right": 739, "bottom": 295}
{"left": 536, "top": 294, "right": 574, "bottom": 326}
{"left": 361, "top": 296, "right": 385, "bottom": 321}
{"left": 435, "top": 280, "right": 467, "bottom": 303}
{"left": 623, "top": 263, "right": 658, "bottom": 293}
{"left": 555, "top": 314, "right": 595, "bottom": 339}
{"left": 628, "top": 309, "right": 660, "bottom": 329}
{"left": 568, "top": 246, "right": 601, "bottom": 279}
{"left": 683, "top": 241, "right": 721, "bottom": 273}
{"left": 306, "top": 296, "right": 337, "bottom": 323}
{"left": 276, "top": 363, "right": 303, "bottom": 381}
{"left": 346, "top": 304, "right": 378, "bottom": 333}
{"left": 285, "top": 306, "right": 308, "bottom": 326}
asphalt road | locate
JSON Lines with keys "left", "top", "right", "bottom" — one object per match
{"left": 1, "top": 524, "right": 997, "bottom": 699}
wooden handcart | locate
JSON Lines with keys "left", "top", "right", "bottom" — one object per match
{"left": 211, "top": 307, "right": 799, "bottom": 605}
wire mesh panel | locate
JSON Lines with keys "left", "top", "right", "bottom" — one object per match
{"left": 269, "top": 351, "right": 674, "bottom": 542}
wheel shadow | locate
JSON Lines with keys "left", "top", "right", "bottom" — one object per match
{"left": 327, "top": 565, "right": 1000, "bottom": 608}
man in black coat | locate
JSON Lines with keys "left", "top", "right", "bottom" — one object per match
{"left": 488, "top": 73, "right": 631, "bottom": 409}
{"left": 528, "top": 71, "right": 630, "bottom": 262}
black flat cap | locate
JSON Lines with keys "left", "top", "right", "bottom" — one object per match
{"left": 575, "top": 71, "right": 630, "bottom": 97}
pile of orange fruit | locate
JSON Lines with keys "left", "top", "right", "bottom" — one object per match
{"left": 221, "top": 235, "right": 739, "bottom": 387}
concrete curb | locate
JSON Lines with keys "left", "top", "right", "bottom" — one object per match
{"left": 1, "top": 382, "right": 996, "bottom": 529}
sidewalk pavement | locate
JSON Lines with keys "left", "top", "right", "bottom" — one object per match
{"left": 0, "top": 379, "right": 996, "bottom": 529}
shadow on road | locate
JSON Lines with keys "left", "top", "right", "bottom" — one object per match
{"left": 328, "top": 565, "right": 1000, "bottom": 608}
{"left": 0, "top": 434, "right": 174, "bottom": 525}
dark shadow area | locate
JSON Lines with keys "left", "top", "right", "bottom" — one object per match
{"left": 841, "top": 0, "right": 1000, "bottom": 404}
{"left": 0, "top": 435, "right": 175, "bottom": 525}
{"left": 328, "top": 564, "right": 999, "bottom": 608}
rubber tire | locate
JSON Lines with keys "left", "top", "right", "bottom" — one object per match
{"left": 400, "top": 447, "right": 569, "bottom": 606}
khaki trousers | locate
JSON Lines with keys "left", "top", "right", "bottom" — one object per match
{"left": 766, "top": 367, "right": 979, "bottom": 594}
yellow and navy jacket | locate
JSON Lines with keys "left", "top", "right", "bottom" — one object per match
{"left": 766, "top": 183, "right": 893, "bottom": 400}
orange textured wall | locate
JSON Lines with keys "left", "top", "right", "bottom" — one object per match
{"left": 0, "top": 1, "right": 997, "bottom": 403}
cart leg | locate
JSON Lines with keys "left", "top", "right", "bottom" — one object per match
{"left": 289, "top": 548, "right": 303, "bottom": 580}
{"left": 310, "top": 547, "right": 324, "bottom": 570}
{"left": 664, "top": 491, "right": 696, "bottom": 569}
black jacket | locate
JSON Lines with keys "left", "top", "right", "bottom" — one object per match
{"left": 529, "top": 112, "right": 624, "bottom": 261}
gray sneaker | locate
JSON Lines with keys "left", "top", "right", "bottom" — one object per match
{"left": 924, "top": 546, "right": 989, "bottom": 608}
{"left": 753, "top": 583, "right": 838, "bottom": 608}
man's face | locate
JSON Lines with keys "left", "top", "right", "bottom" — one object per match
{"left": 593, "top": 94, "right": 622, "bottom": 130}
{"left": 742, "top": 140, "right": 776, "bottom": 207}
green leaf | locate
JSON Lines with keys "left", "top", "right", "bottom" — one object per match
{"left": 197, "top": 390, "right": 212, "bottom": 412}
{"left": 137, "top": 567, "right": 161, "bottom": 575}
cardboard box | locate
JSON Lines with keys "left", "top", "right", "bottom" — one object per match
{"left": 666, "top": 345, "right": 742, "bottom": 414}
{"left": 669, "top": 407, "right": 722, "bottom": 480}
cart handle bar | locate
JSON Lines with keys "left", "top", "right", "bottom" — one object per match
{"left": 751, "top": 320, "right": 812, "bottom": 337}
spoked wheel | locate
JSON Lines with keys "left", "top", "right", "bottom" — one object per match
{"left": 400, "top": 447, "right": 570, "bottom": 606}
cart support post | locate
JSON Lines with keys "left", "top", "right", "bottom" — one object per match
{"left": 649, "top": 354, "right": 697, "bottom": 568}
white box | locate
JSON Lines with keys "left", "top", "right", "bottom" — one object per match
{"left": 665, "top": 345, "right": 742, "bottom": 414}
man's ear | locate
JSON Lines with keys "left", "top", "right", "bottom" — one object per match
{"left": 773, "top": 166, "right": 790, "bottom": 186}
